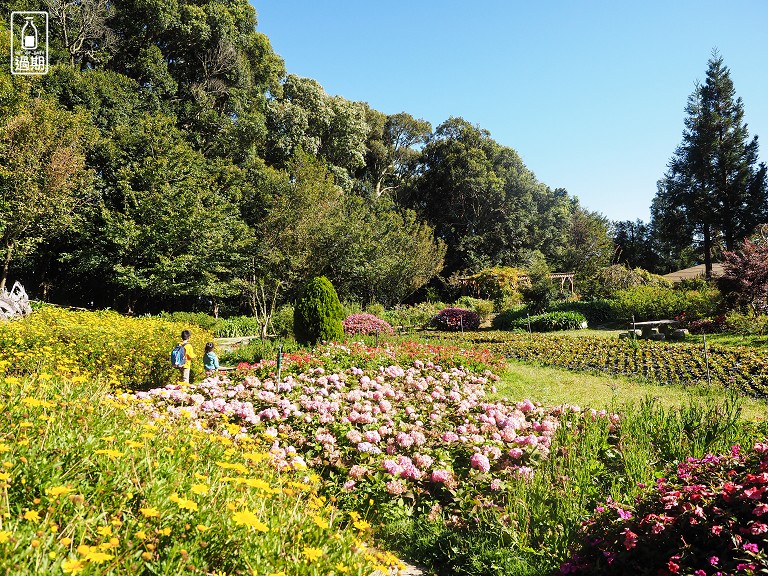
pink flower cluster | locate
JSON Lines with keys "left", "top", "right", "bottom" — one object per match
{"left": 342, "top": 313, "right": 394, "bottom": 336}
{"left": 561, "top": 440, "right": 768, "bottom": 575}
{"left": 116, "top": 353, "right": 617, "bottom": 527}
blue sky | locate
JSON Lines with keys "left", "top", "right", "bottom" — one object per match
{"left": 254, "top": 1, "right": 768, "bottom": 223}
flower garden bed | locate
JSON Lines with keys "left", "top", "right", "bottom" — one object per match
{"left": 457, "top": 333, "right": 768, "bottom": 398}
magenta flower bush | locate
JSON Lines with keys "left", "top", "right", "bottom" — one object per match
{"left": 561, "top": 441, "right": 768, "bottom": 575}
{"left": 342, "top": 313, "right": 394, "bottom": 335}
{"left": 432, "top": 307, "right": 481, "bottom": 331}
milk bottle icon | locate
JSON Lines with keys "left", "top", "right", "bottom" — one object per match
{"left": 21, "top": 16, "right": 38, "bottom": 50}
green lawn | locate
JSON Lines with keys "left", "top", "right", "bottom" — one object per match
{"left": 495, "top": 359, "right": 768, "bottom": 421}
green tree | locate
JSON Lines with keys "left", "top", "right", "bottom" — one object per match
{"left": 293, "top": 276, "right": 344, "bottom": 345}
{"left": 652, "top": 52, "right": 767, "bottom": 276}
{"left": 0, "top": 97, "right": 94, "bottom": 290}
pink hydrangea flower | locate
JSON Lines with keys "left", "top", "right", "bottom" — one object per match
{"left": 470, "top": 453, "right": 490, "bottom": 473}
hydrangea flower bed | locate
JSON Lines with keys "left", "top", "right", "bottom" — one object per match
{"left": 342, "top": 313, "right": 394, "bottom": 335}
{"left": 114, "top": 344, "right": 617, "bottom": 526}
{"left": 561, "top": 441, "right": 768, "bottom": 575}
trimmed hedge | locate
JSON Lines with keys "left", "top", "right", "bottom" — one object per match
{"left": 293, "top": 276, "right": 345, "bottom": 345}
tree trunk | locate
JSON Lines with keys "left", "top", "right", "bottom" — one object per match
{"left": 703, "top": 224, "right": 713, "bottom": 278}
{"left": 0, "top": 241, "right": 14, "bottom": 292}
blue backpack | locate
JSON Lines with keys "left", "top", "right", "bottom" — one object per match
{"left": 170, "top": 343, "right": 186, "bottom": 368}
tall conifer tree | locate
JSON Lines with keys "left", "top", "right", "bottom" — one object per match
{"left": 652, "top": 52, "right": 767, "bottom": 276}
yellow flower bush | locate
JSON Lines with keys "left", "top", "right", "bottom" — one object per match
{"left": 0, "top": 309, "right": 398, "bottom": 575}
{"left": 0, "top": 307, "right": 213, "bottom": 389}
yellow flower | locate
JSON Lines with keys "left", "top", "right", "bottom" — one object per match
{"left": 195, "top": 524, "right": 209, "bottom": 532}
{"left": 312, "top": 515, "right": 329, "bottom": 530}
{"left": 190, "top": 483, "right": 209, "bottom": 495}
{"left": 61, "top": 559, "right": 85, "bottom": 574}
{"left": 335, "top": 563, "right": 350, "bottom": 573}
{"left": 267, "top": 572, "right": 286, "bottom": 576}
{"left": 160, "top": 527, "right": 171, "bottom": 536}
{"left": 76, "top": 544, "right": 92, "bottom": 555}
{"left": 169, "top": 494, "right": 198, "bottom": 511}
{"left": 139, "top": 507, "right": 160, "bottom": 518}
{"left": 94, "top": 449, "right": 124, "bottom": 459}
{"left": 353, "top": 519, "right": 371, "bottom": 531}
{"left": 96, "top": 526, "right": 112, "bottom": 537}
{"left": 23, "top": 510, "right": 41, "bottom": 523}
{"left": 46, "top": 485, "right": 75, "bottom": 499}
{"left": 0, "top": 472, "right": 10, "bottom": 481}
{"left": 84, "top": 550, "right": 114, "bottom": 563}
{"left": 31, "top": 539, "right": 41, "bottom": 548}
{"left": 125, "top": 440, "right": 143, "bottom": 449}
{"left": 134, "top": 530, "right": 147, "bottom": 540}
{"left": 231, "top": 510, "right": 268, "bottom": 532}
{"left": 60, "top": 537, "right": 72, "bottom": 547}
{"left": 99, "top": 435, "right": 116, "bottom": 443}
{"left": 302, "top": 546, "right": 323, "bottom": 562}
{"left": 0, "top": 530, "right": 11, "bottom": 544}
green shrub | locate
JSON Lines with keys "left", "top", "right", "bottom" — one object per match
{"left": 491, "top": 306, "right": 530, "bottom": 329}
{"left": 382, "top": 302, "right": 446, "bottom": 329}
{"left": 454, "top": 296, "right": 495, "bottom": 322}
{"left": 364, "top": 302, "right": 386, "bottom": 317}
{"left": 612, "top": 285, "right": 721, "bottom": 322}
{"left": 493, "top": 310, "right": 587, "bottom": 332}
{"left": 453, "top": 266, "right": 526, "bottom": 311}
{"left": 293, "top": 276, "right": 345, "bottom": 345}
{"left": 584, "top": 265, "right": 671, "bottom": 299}
{"left": 725, "top": 310, "right": 768, "bottom": 336}
{"left": 160, "top": 311, "right": 222, "bottom": 333}
{"left": 550, "top": 299, "right": 618, "bottom": 325}
{"left": 270, "top": 304, "right": 294, "bottom": 337}
{"left": 220, "top": 337, "right": 301, "bottom": 365}
{"left": 214, "top": 315, "right": 262, "bottom": 338}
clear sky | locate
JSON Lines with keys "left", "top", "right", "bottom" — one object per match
{"left": 253, "top": 1, "right": 768, "bottom": 223}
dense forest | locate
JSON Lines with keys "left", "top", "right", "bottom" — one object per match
{"left": 0, "top": 1, "right": 765, "bottom": 316}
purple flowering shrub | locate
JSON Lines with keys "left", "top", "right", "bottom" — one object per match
{"left": 342, "top": 313, "right": 394, "bottom": 336}
{"left": 561, "top": 441, "right": 768, "bottom": 576}
{"left": 432, "top": 307, "right": 481, "bottom": 331}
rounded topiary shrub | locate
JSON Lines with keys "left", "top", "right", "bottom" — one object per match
{"left": 342, "top": 313, "right": 393, "bottom": 336}
{"left": 293, "top": 276, "right": 344, "bottom": 345}
{"left": 431, "top": 307, "right": 480, "bottom": 331}
{"left": 560, "top": 440, "right": 768, "bottom": 575}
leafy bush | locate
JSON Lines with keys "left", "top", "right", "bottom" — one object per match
{"left": 214, "top": 315, "right": 262, "bottom": 338}
{"left": 584, "top": 265, "right": 671, "bottom": 299}
{"left": 494, "top": 311, "right": 587, "bottom": 332}
{"left": 431, "top": 307, "right": 481, "bottom": 331}
{"left": 342, "top": 313, "right": 394, "bottom": 335}
{"left": 551, "top": 299, "right": 618, "bottom": 325}
{"left": 561, "top": 441, "right": 768, "bottom": 576}
{"left": 293, "top": 276, "right": 345, "bottom": 345}
{"left": 676, "top": 313, "right": 728, "bottom": 334}
{"left": 382, "top": 302, "right": 446, "bottom": 330}
{"left": 364, "top": 302, "right": 386, "bottom": 317}
{"left": 454, "top": 296, "right": 495, "bottom": 322}
{"left": 491, "top": 305, "right": 530, "bottom": 329}
{"left": 452, "top": 266, "right": 526, "bottom": 310}
{"left": 613, "top": 285, "right": 721, "bottom": 323}
{"left": 270, "top": 303, "right": 294, "bottom": 337}
{"left": 220, "top": 336, "right": 301, "bottom": 365}
{"left": 160, "top": 311, "right": 222, "bottom": 333}
{"left": 725, "top": 310, "right": 768, "bottom": 336}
